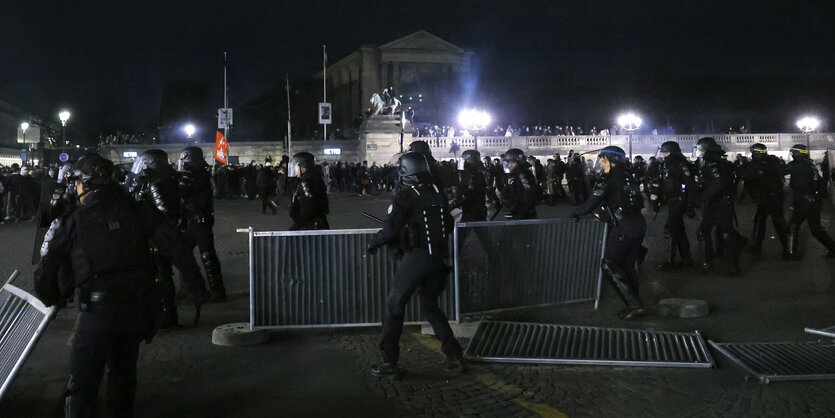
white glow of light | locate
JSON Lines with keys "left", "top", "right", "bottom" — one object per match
{"left": 458, "top": 109, "right": 491, "bottom": 130}
{"left": 20, "top": 122, "right": 29, "bottom": 132}
{"left": 184, "top": 124, "right": 196, "bottom": 137}
{"left": 58, "top": 110, "right": 71, "bottom": 125}
{"left": 796, "top": 116, "right": 821, "bottom": 133}
{"left": 617, "top": 113, "right": 642, "bottom": 131}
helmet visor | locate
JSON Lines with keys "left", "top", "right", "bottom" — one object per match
{"left": 288, "top": 162, "right": 300, "bottom": 178}
{"left": 457, "top": 158, "right": 465, "bottom": 171}
{"left": 130, "top": 156, "right": 147, "bottom": 175}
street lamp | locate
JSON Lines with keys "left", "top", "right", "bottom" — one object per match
{"left": 59, "top": 110, "right": 71, "bottom": 146}
{"left": 617, "top": 112, "right": 642, "bottom": 160}
{"left": 796, "top": 116, "right": 821, "bottom": 150}
{"left": 184, "top": 124, "right": 196, "bottom": 140}
{"left": 458, "top": 109, "right": 491, "bottom": 151}
{"left": 20, "top": 122, "right": 30, "bottom": 164}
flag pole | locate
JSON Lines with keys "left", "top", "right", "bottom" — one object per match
{"left": 323, "top": 44, "right": 327, "bottom": 142}
{"left": 224, "top": 52, "right": 229, "bottom": 144}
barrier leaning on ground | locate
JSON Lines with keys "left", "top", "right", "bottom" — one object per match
{"left": 0, "top": 270, "right": 56, "bottom": 401}
{"left": 242, "top": 218, "right": 606, "bottom": 330}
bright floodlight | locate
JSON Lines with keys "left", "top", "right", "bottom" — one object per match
{"left": 458, "top": 109, "right": 491, "bottom": 130}
{"left": 617, "top": 113, "right": 642, "bottom": 132}
{"left": 59, "top": 110, "right": 71, "bottom": 126}
{"left": 184, "top": 124, "right": 196, "bottom": 137}
{"left": 20, "top": 122, "right": 29, "bottom": 132}
{"left": 796, "top": 116, "right": 821, "bottom": 133}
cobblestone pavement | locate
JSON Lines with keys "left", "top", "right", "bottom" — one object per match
{"left": 2, "top": 192, "right": 835, "bottom": 417}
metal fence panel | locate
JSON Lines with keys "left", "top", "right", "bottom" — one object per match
{"left": 709, "top": 340, "right": 835, "bottom": 383}
{"left": 0, "top": 271, "right": 55, "bottom": 400}
{"left": 454, "top": 219, "right": 606, "bottom": 317}
{"left": 805, "top": 325, "right": 835, "bottom": 339}
{"left": 248, "top": 229, "right": 456, "bottom": 329}
{"left": 464, "top": 321, "right": 714, "bottom": 368}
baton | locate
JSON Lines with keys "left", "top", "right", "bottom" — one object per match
{"left": 362, "top": 212, "right": 384, "bottom": 224}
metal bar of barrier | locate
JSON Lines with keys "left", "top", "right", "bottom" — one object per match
{"left": 709, "top": 340, "right": 835, "bottom": 383}
{"left": 0, "top": 270, "right": 56, "bottom": 401}
{"left": 454, "top": 218, "right": 606, "bottom": 318}
{"left": 805, "top": 325, "right": 835, "bottom": 339}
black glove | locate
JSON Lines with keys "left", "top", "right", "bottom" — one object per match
{"left": 571, "top": 212, "right": 582, "bottom": 222}
{"left": 686, "top": 207, "right": 696, "bottom": 219}
{"left": 367, "top": 243, "right": 379, "bottom": 255}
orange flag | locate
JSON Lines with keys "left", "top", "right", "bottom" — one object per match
{"left": 214, "top": 130, "right": 229, "bottom": 164}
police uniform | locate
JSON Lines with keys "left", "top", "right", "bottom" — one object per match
{"left": 786, "top": 144, "right": 835, "bottom": 258}
{"left": 34, "top": 155, "right": 160, "bottom": 417}
{"left": 695, "top": 137, "right": 742, "bottom": 275}
{"left": 573, "top": 146, "right": 647, "bottom": 320}
{"left": 130, "top": 149, "right": 209, "bottom": 327}
{"left": 454, "top": 150, "right": 488, "bottom": 222}
{"left": 177, "top": 147, "right": 227, "bottom": 301}
{"left": 288, "top": 152, "right": 330, "bottom": 230}
{"left": 744, "top": 144, "right": 789, "bottom": 256}
{"left": 658, "top": 142, "right": 697, "bottom": 269}
{"left": 501, "top": 148, "right": 539, "bottom": 219}
{"left": 368, "top": 152, "right": 464, "bottom": 377}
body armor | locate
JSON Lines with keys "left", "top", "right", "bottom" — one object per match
{"left": 400, "top": 184, "right": 448, "bottom": 255}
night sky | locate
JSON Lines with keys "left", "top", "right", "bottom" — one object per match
{"left": 2, "top": 0, "right": 834, "bottom": 140}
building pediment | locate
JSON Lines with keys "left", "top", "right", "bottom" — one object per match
{"left": 378, "top": 30, "right": 467, "bottom": 55}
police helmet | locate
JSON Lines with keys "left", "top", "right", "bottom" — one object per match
{"left": 660, "top": 141, "right": 681, "bottom": 154}
{"left": 72, "top": 154, "right": 115, "bottom": 190}
{"left": 132, "top": 149, "right": 171, "bottom": 176}
{"left": 749, "top": 143, "right": 768, "bottom": 159}
{"left": 502, "top": 148, "right": 527, "bottom": 164}
{"left": 292, "top": 152, "right": 315, "bottom": 169}
{"left": 598, "top": 146, "right": 628, "bottom": 165}
{"left": 695, "top": 137, "right": 723, "bottom": 157}
{"left": 790, "top": 144, "right": 809, "bottom": 160}
{"left": 462, "top": 149, "right": 483, "bottom": 169}
{"left": 408, "top": 140, "right": 433, "bottom": 158}
{"left": 398, "top": 152, "right": 430, "bottom": 185}
{"left": 177, "top": 146, "right": 207, "bottom": 171}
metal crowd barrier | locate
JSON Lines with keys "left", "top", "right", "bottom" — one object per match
{"left": 242, "top": 228, "right": 456, "bottom": 329}
{"left": 454, "top": 219, "right": 606, "bottom": 318}
{"left": 0, "top": 270, "right": 56, "bottom": 401}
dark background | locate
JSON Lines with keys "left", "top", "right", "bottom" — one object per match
{"left": 1, "top": 0, "right": 833, "bottom": 143}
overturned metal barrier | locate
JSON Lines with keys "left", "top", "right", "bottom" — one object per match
{"left": 0, "top": 270, "right": 56, "bottom": 400}
{"left": 464, "top": 321, "right": 714, "bottom": 368}
{"left": 243, "top": 228, "right": 456, "bottom": 329}
{"left": 710, "top": 340, "right": 835, "bottom": 383}
{"left": 454, "top": 219, "right": 606, "bottom": 317}
{"left": 805, "top": 325, "right": 835, "bottom": 339}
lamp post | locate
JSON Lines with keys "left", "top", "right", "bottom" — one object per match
{"left": 184, "top": 124, "right": 196, "bottom": 140}
{"left": 796, "top": 116, "right": 820, "bottom": 150}
{"left": 20, "top": 122, "right": 29, "bottom": 164}
{"left": 458, "top": 109, "right": 491, "bottom": 152}
{"left": 617, "top": 112, "right": 642, "bottom": 160}
{"left": 59, "top": 110, "right": 71, "bottom": 147}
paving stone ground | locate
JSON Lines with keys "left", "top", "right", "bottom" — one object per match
{"left": 1, "top": 191, "right": 835, "bottom": 417}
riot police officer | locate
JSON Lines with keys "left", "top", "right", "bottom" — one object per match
{"left": 657, "top": 141, "right": 697, "bottom": 269}
{"left": 454, "top": 150, "right": 488, "bottom": 222}
{"left": 744, "top": 143, "right": 790, "bottom": 257}
{"left": 501, "top": 148, "right": 539, "bottom": 219}
{"left": 786, "top": 144, "right": 835, "bottom": 258}
{"left": 130, "top": 149, "right": 209, "bottom": 327}
{"left": 408, "top": 140, "right": 445, "bottom": 191}
{"left": 573, "top": 146, "right": 647, "bottom": 320}
{"left": 34, "top": 154, "right": 159, "bottom": 417}
{"left": 695, "top": 137, "right": 743, "bottom": 275}
{"left": 177, "top": 147, "right": 227, "bottom": 302}
{"left": 367, "top": 152, "right": 464, "bottom": 378}
{"left": 288, "top": 152, "right": 330, "bottom": 230}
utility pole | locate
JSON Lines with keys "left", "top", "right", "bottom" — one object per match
{"left": 323, "top": 45, "right": 327, "bottom": 141}
{"left": 224, "top": 52, "right": 229, "bottom": 142}
{"left": 286, "top": 74, "right": 292, "bottom": 155}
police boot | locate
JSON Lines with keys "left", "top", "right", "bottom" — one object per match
{"left": 787, "top": 224, "right": 801, "bottom": 260}
{"left": 444, "top": 357, "right": 468, "bottom": 375}
{"left": 723, "top": 233, "right": 741, "bottom": 276}
{"left": 601, "top": 260, "right": 646, "bottom": 320}
{"left": 156, "top": 276, "right": 179, "bottom": 329}
{"left": 658, "top": 230, "right": 676, "bottom": 270}
{"left": 697, "top": 231, "right": 712, "bottom": 274}
{"left": 371, "top": 360, "right": 404, "bottom": 379}
{"left": 201, "top": 251, "right": 228, "bottom": 302}
{"left": 746, "top": 218, "right": 763, "bottom": 255}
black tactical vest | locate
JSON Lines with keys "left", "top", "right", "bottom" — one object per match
{"left": 400, "top": 183, "right": 448, "bottom": 255}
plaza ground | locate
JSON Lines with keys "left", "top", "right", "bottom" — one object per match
{"left": 1, "top": 192, "right": 834, "bottom": 417}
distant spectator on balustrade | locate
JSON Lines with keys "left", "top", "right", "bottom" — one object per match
{"left": 505, "top": 125, "right": 513, "bottom": 137}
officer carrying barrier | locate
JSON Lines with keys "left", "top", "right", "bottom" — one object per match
{"left": 0, "top": 270, "right": 56, "bottom": 400}
{"left": 241, "top": 218, "right": 606, "bottom": 330}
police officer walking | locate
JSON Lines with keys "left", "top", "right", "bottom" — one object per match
{"left": 572, "top": 146, "right": 647, "bottom": 320}
{"left": 657, "top": 141, "right": 697, "bottom": 269}
{"left": 744, "top": 143, "right": 790, "bottom": 257}
{"left": 288, "top": 152, "right": 330, "bottom": 230}
{"left": 177, "top": 147, "right": 227, "bottom": 302}
{"left": 501, "top": 148, "right": 539, "bottom": 219}
{"left": 34, "top": 154, "right": 160, "bottom": 417}
{"left": 785, "top": 144, "right": 835, "bottom": 258}
{"left": 129, "top": 149, "right": 210, "bottom": 327}
{"left": 695, "top": 137, "right": 743, "bottom": 275}
{"left": 454, "top": 150, "right": 488, "bottom": 222}
{"left": 367, "top": 152, "right": 465, "bottom": 378}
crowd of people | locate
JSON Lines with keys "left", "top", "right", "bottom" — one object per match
{"left": 97, "top": 131, "right": 158, "bottom": 145}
